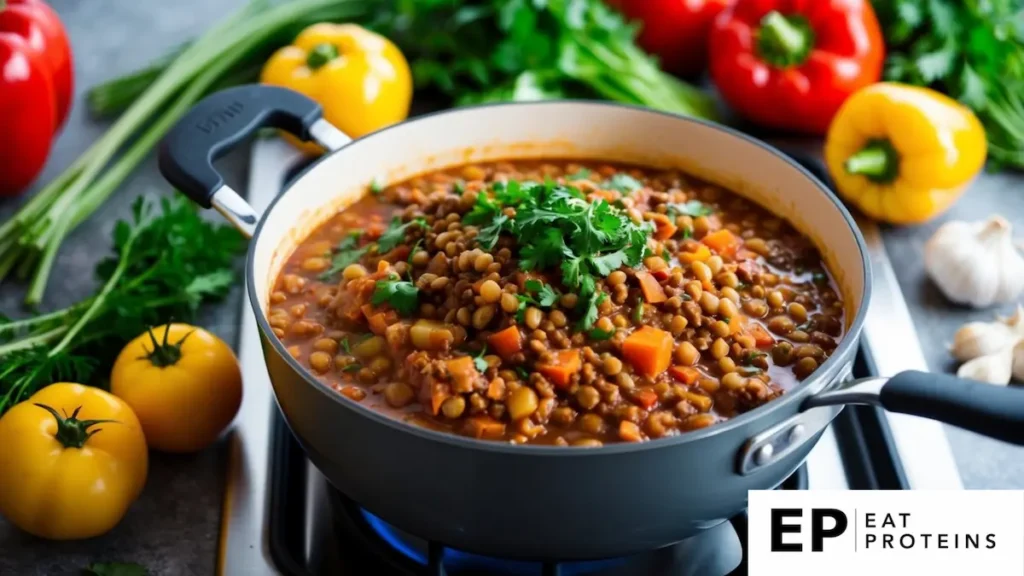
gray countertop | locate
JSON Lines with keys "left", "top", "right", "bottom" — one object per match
{"left": 0, "top": 1, "right": 1021, "bottom": 574}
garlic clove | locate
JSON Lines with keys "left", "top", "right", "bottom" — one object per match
{"left": 1011, "top": 340, "right": 1024, "bottom": 384}
{"left": 957, "top": 346, "right": 1013, "bottom": 385}
{"left": 925, "top": 216, "right": 1024, "bottom": 308}
{"left": 950, "top": 320, "right": 1018, "bottom": 362}
{"left": 998, "top": 304, "right": 1024, "bottom": 336}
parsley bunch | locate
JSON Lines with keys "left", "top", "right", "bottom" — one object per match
{"left": 466, "top": 179, "right": 651, "bottom": 329}
{"left": 873, "top": 0, "right": 1024, "bottom": 169}
{"left": 368, "top": 0, "right": 716, "bottom": 119}
{"left": 0, "top": 197, "right": 244, "bottom": 415}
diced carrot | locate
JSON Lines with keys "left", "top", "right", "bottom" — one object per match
{"left": 622, "top": 326, "right": 673, "bottom": 377}
{"left": 669, "top": 366, "right": 700, "bottom": 385}
{"left": 636, "top": 271, "right": 667, "bottom": 304}
{"left": 419, "top": 382, "right": 450, "bottom": 416}
{"left": 702, "top": 229, "right": 742, "bottom": 258}
{"left": 650, "top": 214, "right": 678, "bottom": 241}
{"left": 486, "top": 378, "right": 506, "bottom": 401}
{"left": 748, "top": 323, "right": 775, "bottom": 348}
{"left": 466, "top": 416, "right": 507, "bottom": 440}
{"left": 488, "top": 326, "right": 522, "bottom": 358}
{"left": 729, "top": 313, "right": 747, "bottom": 335}
{"left": 589, "top": 189, "right": 620, "bottom": 202}
{"left": 368, "top": 313, "right": 389, "bottom": 335}
{"left": 619, "top": 420, "right": 643, "bottom": 442}
{"left": 447, "top": 356, "right": 479, "bottom": 393}
{"left": 536, "top": 349, "right": 582, "bottom": 389}
{"left": 633, "top": 388, "right": 659, "bottom": 410}
{"left": 431, "top": 389, "right": 449, "bottom": 415}
{"left": 679, "top": 245, "right": 711, "bottom": 264}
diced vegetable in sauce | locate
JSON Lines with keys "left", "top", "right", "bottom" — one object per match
{"left": 268, "top": 160, "right": 845, "bottom": 445}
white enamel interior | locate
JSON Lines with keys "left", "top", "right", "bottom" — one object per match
{"left": 251, "top": 102, "right": 865, "bottom": 319}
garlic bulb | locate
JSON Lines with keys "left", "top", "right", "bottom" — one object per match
{"left": 924, "top": 216, "right": 1024, "bottom": 308}
{"left": 1012, "top": 340, "right": 1024, "bottom": 383}
{"left": 957, "top": 346, "right": 1013, "bottom": 385}
{"left": 950, "top": 320, "right": 1018, "bottom": 362}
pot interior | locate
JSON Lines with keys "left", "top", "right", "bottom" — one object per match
{"left": 251, "top": 101, "right": 866, "bottom": 332}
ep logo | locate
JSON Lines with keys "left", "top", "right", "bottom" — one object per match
{"left": 771, "top": 508, "right": 848, "bottom": 552}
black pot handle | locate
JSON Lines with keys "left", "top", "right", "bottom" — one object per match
{"left": 157, "top": 84, "right": 350, "bottom": 237}
{"left": 806, "top": 371, "right": 1024, "bottom": 445}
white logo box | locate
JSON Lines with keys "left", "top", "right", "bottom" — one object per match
{"left": 748, "top": 490, "right": 1024, "bottom": 575}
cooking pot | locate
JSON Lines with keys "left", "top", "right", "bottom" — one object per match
{"left": 159, "top": 84, "right": 1024, "bottom": 560}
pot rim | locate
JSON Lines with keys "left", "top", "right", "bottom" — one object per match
{"left": 245, "top": 99, "right": 873, "bottom": 457}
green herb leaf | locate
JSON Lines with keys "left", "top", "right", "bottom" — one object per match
{"left": 377, "top": 217, "right": 426, "bottom": 253}
{"left": 567, "top": 167, "right": 592, "bottom": 180}
{"left": 632, "top": 298, "right": 644, "bottom": 323}
{"left": 341, "top": 363, "right": 362, "bottom": 373}
{"left": 320, "top": 230, "right": 367, "bottom": 280}
{"left": 453, "top": 179, "right": 466, "bottom": 195}
{"left": 84, "top": 562, "right": 148, "bottom": 576}
{"left": 340, "top": 337, "right": 352, "bottom": 355}
{"left": 519, "top": 227, "right": 573, "bottom": 270}
{"left": 477, "top": 214, "right": 511, "bottom": 250}
{"left": 666, "top": 200, "right": 713, "bottom": 217}
{"left": 473, "top": 344, "right": 489, "bottom": 373}
{"left": 463, "top": 191, "right": 501, "bottom": 225}
{"left": 370, "top": 178, "right": 384, "bottom": 195}
{"left": 515, "top": 365, "right": 530, "bottom": 380}
{"left": 588, "top": 328, "right": 614, "bottom": 340}
{"left": 600, "top": 173, "right": 644, "bottom": 194}
{"left": 371, "top": 278, "right": 420, "bottom": 315}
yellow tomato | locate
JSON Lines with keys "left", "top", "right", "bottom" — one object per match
{"left": 0, "top": 383, "right": 148, "bottom": 540}
{"left": 111, "top": 323, "right": 242, "bottom": 453}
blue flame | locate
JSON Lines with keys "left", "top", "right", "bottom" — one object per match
{"left": 360, "top": 509, "right": 626, "bottom": 575}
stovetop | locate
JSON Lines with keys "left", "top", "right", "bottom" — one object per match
{"left": 213, "top": 138, "right": 965, "bottom": 576}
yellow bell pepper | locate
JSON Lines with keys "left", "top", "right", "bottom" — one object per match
{"left": 261, "top": 23, "right": 412, "bottom": 153}
{"left": 825, "top": 83, "right": 987, "bottom": 225}
{"left": 0, "top": 383, "right": 148, "bottom": 540}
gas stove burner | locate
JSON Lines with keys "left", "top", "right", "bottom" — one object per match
{"left": 324, "top": 465, "right": 809, "bottom": 576}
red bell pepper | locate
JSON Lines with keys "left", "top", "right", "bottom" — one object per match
{"left": 709, "top": 0, "right": 883, "bottom": 135}
{"left": 0, "top": 0, "right": 73, "bottom": 195}
{"left": 608, "top": 0, "right": 732, "bottom": 78}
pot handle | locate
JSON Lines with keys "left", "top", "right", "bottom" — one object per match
{"left": 805, "top": 371, "right": 1024, "bottom": 445}
{"left": 158, "top": 84, "right": 350, "bottom": 237}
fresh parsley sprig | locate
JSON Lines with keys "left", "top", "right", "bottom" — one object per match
{"left": 320, "top": 230, "right": 366, "bottom": 280}
{"left": 377, "top": 217, "right": 428, "bottom": 254}
{"left": 371, "top": 275, "right": 420, "bottom": 316}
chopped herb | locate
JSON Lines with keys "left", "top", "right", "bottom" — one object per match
{"left": 370, "top": 178, "right": 384, "bottom": 194}
{"left": 515, "top": 365, "right": 530, "bottom": 380}
{"left": 577, "top": 288, "right": 608, "bottom": 331}
{"left": 473, "top": 344, "right": 489, "bottom": 373}
{"left": 722, "top": 317, "right": 731, "bottom": 324}
{"left": 812, "top": 271, "right": 828, "bottom": 284}
{"left": 661, "top": 248, "right": 670, "bottom": 260}
{"left": 666, "top": 200, "right": 713, "bottom": 218}
{"left": 601, "top": 173, "right": 644, "bottom": 194}
{"left": 588, "top": 328, "right": 615, "bottom": 340}
{"left": 406, "top": 238, "right": 423, "bottom": 276}
{"left": 567, "top": 167, "right": 592, "bottom": 181}
{"left": 320, "top": 230, "right": 367, "bottom": 280}
{"left": 681, "top": 293, "right": 692, "bottom": 301}
{"left": 341, "top": 363, "right": 362, "bottom": 373}
{"left": 742, "top": 351, "right": 767, "bottom": 365}
{"left": 516, "top": 279, "right": 559, "bottom": 320}
{"left": 453, "top": 179, "right": 465, "bottom": 195}
{"left": 632, "top": 298, "right": 644, "bottom": 323}
{"left": 377, "top": 217, "right": 427, "bottom": 253}
{"left": 680, "top": 227, "right": 693, "bottom": 239}
{"left": 371, "top": 276, "right": 420, "bottom": 315}
{"left": 340, "top": 337, "right": 352, "bottom": 355}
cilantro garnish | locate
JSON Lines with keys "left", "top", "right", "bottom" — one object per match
{"left": 464, "top": 178, "right": 651, "bottom": 332}
{"left": 600, "top": 173, "right": 644, "bottom": 194}
{"left": 567, "top": 167, "right": 592, "bottom": 181}
{"left": 340, "top": 337, "right": 352, "bottom": 355}
{"left": 371, "top": 276, "right": 420, "bottom": 315}
{"left": 377, "top": 217, "right": 427, "bottom": 253}
{"left": 320, "top": 230, "right": 366, "bottom": 280}
{"left": 453, "top": 179, "right": 465, "bottom": 195}
{"left": 515, "top": 365, "right": 530, "bottom": 380}
{"left": 473, "top": 344, "right": 489, "bottom": 373}
{"left": 812, "top": 271, "right": 828, "bottom": 284}
{"left": 370, "top": 178, "right": 384, "bottom": 194}
{"left": 516, "top": 279, "right": 559, "bottom": 320}
{"left": 341, "top": 363, "right": 362, "bottom": 373}
{"left": 632, "top": 298, "right": 644, "bottom": 323}
{"left": 742, "top": 351, "right": 767, "bottom": 365}
{"left": 588, "top": 327, "right": 615, "bottom": 340}
{"left": 666, "top": 200, "right": 713, "bottom": 218}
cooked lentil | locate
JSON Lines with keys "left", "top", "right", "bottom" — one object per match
{"left": 269, "top": 160, "right": 845, "bottom": 445}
